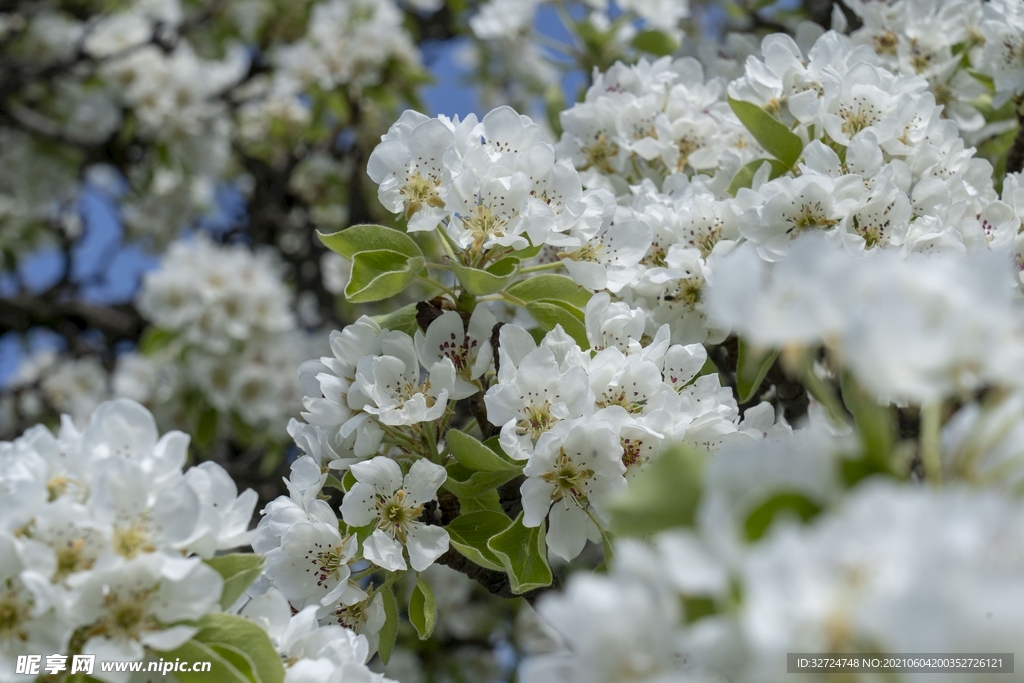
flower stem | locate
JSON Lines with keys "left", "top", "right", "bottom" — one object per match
{"left": 584, "top": 506, "right": 616, "bottom": 564}
{"left": 500, "top": 292, "right": 528, "bottom": 308}
{"left": 519, "top": 261, "right": 565, "bottom": 274}
{"left": 920, "top": 401, "right": 942, "bottom": 485}
{"left": 420, "top": 276, "right": 456, "bottom": 298}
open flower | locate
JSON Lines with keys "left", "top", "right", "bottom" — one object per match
{"left": 521, "top": 419, "right": 626, "bottom": 562}
{"left": 352, "top": 331, "right": 455, "bottom": 426}
{"left": 340, "top": 457, "right": 449, "bottom": 572}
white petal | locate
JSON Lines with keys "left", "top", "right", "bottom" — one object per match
{"left": 521, "top": 477, "right": 554, "bottom": 527}
{"left": 404, "top": 459, "right": 447, "bottom": 506}
{"left": 404, "top": 522, "right": 449, "bottom": 572}
{"left": 547, "top": 504, "right": 588, "bottom": 562}
{"left": 340, "top": 482, "right": 378, "bottom": 528}
{"left": 363, "top": 529, "right": 407, "bottom": 571}
{"left": 140, "top": 625, "right": 197, "bottom": 651}
{"left": 349, "top": 457, "right": 403, "bottom": 495}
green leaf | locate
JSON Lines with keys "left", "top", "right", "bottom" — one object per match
{"left": 736, "top": 339, "right": 779, "bottom": 404}
{"left": 446, "top": 510, "right": 513, "bottom": 571}
{"left": 409, "top": 579, "right": 437, "bottom": 640}
{"left": 195, "top": 406, "right": 219, "bottom": 450}
{"left": 318, "top": 224, "right": 423, "bottom": 260}
{"left": 138, "top": 327, "right": 175, "bottom": 355}
{"left": 190, "top": 613, "right": 285, "bottom": 683}
{"left": 166, "top": 640, "right": 251, "bottom": 683}
{"left": 443, "top": 463, "right": 517, "bottom": 498}
{"left": 744, "top": 491, "right": 822, "bottom": 541}
{"left": 726, "top": 158, "right": 790, "bottom": 197}
{"left": 205, "top": 554, "right": 265, "bottom": 610}
{"left": 345, "top": 249, "right": 425, "bottom": 303}
{"left": 487, "top": 512, "right": 553, "bottom": 594}
{"left": 448, "top": 430, "right": 521, "bottom": 472}
{"left": 457, "top": 488, "right": 504, "bottom": 514}
{"left": 506, "top": 274, "right": 593, "bottom": 308}
{"left": 510, "top": 244, "right": 544, "bottom": 260}
{"left": 632, "top": 29, "right": 678, "bottom": 56}
{"left": 967, "top": 68, "right": 995, "bottom": 92}
{"left": 209, "top": 644, "right": 257, "bottom": 683}
{"left": 609, "top": 444, "right": 704, "bottom": 536}
{"left": 372, "top": 302, "right": 419, "bottom": 335}
{"left": 728, "top": 98, "right": 803, "bottom": 168}
{"left": 839, "top": 371, "right": 895, "bottom": 473}
{"left": 525, "top": 300, "right": 589, "bottom": 349}
{"left": 451, "top": 256, "right": 520, "bottom": 295}
{"left": 378, "top": 585, "right": 398, "bottom": 665}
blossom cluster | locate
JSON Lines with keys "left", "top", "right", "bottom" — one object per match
{"left": 522, "top": 467, "right": 1024, "bottom": 683}
{"left": 0, "top": 352, "right": 109, "bottom": 435}
{"left": 530, "top": 26, "right": 1018, "bottom": 347}
{"left": 280, "top": 292, "right": 781, "bottom": 580}
{"left": 0, "top": 398, "right": 393, "bottom": 683}
{"left": 368, "top": 106, "right": 623, "bottom": 253}
{"left": 0, "top": 400, "right": 250, "bottom": 682}
{"left": 705, "top": 235, "right": 1024, "bottom": 403}
{"left": 118, "top": 235, "right": 312, "bottom": 433}
{"left": 0, "top": 0, "right": 424, "bottom": 257}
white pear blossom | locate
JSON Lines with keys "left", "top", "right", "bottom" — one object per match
{"left": 353, "top": 331, "right": 456, "bottom": 426}
{"left": 485, "top": 329, "right": 595, "bottom": 461}
{"left": 414, "top": 308, "right": 496, "bottom": 400}
{"left": 521, "top": 418, "right": 626, "bottom": 562}
{"left": 341, "top": 457, "right": 450, "bottom": 572}
{"left": 69, "top": 555, "right": 222, "bottom": 682}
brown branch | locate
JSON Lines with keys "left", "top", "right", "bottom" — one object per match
{"left": 0, "top": 295, "right": 144, "bottom": 341}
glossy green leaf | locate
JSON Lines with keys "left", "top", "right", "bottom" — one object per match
{"left": 736, "top": 339, "right": 779, "bottom": 404}
{"left": 204, "top": 554, "right": 265, "bottom": 610}
{"left": 208, "top": 644, "right": 257, "bottom": 683}
{"left": 727, "top": 158, "right": 791, "bottom": 197}
{"left": 378, "top": 585, "right": 398, "bottom": 665}
{"left": 632, "top": 29, "right": 678, "bottom": 56}
{"left": 446, "top": 510, "right": 513, "bottom": 571}
{"left": 506, "top": 274, "right": 592, "bottom": 308}
{"left": 372, "top": 302, "right": 419, "bottom": 335}
{"left": 510, "top": 244, "right": 544, "bottom": 260}
{"left": 728, "top": 98, "right": 803, "bottom": 168}
{"left": 744, "top": 491, "right": 822, "bottom": 541}
{"left": 345, "top": 249, "right": 425, "bottom": 303}
{"left": 487, "top": 512, "right": 553, "bottom": 594}
{"left": 409, "top": 578, "right": 437, "bottom": 640}
{"left": 609, "top": 444, "right": 704, "bottom": 536}
{"left": 190, "top": 613, "right": 284, "bottom": 683}
{"left": 443, "top": 463, "right": 517, "bottom": 498}
{"left": 166, "top": 640, "right": 251, "bottom": 683}
{"left": 448, "top": 430, "right": 521, "bottom": 472}
{"left": 525, "top": 300, "right": 589, "bottom": 348}
{"left": 452, "top": 256, "right": 520, "bottom": 295}
{"left": 457, "top": 488, "right": 504, "bottom": 514}
{"left": 318, "top": 224, "right": 423, "bottom": 260}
